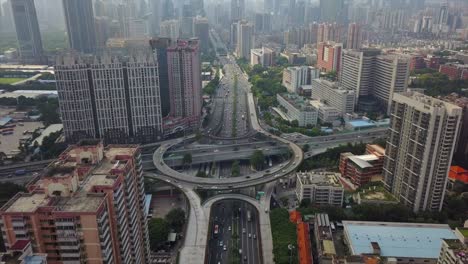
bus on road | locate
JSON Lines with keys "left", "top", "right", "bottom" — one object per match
{"left": 247, "top": 210, "right": 251, "bottom": 222}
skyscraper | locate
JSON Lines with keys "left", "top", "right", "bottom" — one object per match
{"left": 236, "top": 20, "right": 254, "bottom": 59}
{"left": 0, "top": 141, "right": 151, "bottom": 263}
{"left": 10, "top": 0, "right": 45, "bottom": 63}
{"left": 55, "top": 52, "right": 163, "bottom": 144}
{"left": 62, "top": 0, "right": 97, "bottom": 53}
{"left": 346, "top": 23, "right": 362, "bottom": 49}
{"left": 230, "top": 0, "right": 244, "bottom": 22}
{"left": 191, "top": 0, "right": 204, "bottom": 15}
{"left": 193, "top": 17, "right": 209, "bottom": 52}
{"left": 320, "top": 0, "right": 345, "bottom": 23}
{"left": 149, "top": 0, "right": 162, "bottom": 36}
{"left": 160, "top": 19, "right": 180, "bottom": 41}
{"left": 1, "top": 1, "right": 14, "bottom": 33}
{"left": 167, "top": 39, "right": 202, "bottom": 129}
{"left": 150, "top": 37, "right": 173, "bottom": 117}
{"left": 383, "top": 92, "right": 462, "bottom": 212}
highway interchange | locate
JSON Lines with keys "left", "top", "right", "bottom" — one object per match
{"left": 0, "top": 28, "right": 390, "bottom": 264}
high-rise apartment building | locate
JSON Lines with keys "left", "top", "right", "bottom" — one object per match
{"left": 1, "top": 1, "right": 14, "bottom": 33}
{"left": 341, "top": 49, "right": 381, "bottom": 99}
{"left": 317, "top": 22, "right": 342, "bottom": 44}
{"left": 341, "top": 49, "right": 410, "bottom": 113}
{"left": 236, "top": 20, "right": 254, "bottom": 59}
{"left": 383, "top": 92, "right": 462, "bottom": 212}
{"left": 10, "top": 0, "right": 45, "bottom": 64}
{"left": 250, "top": 47, "right": 275, "bottom": 67}
{"left": 62, "top": 0, "right": 97, "bottom": 54}
{"left": 193, "top": 17, "right": 209, "bottom": 52}
{"left": 149, "top": 0, "right": 162, "bottom": 36}
{"left": 167, "top": 39, "right": 202, "bottom": 130}
{"left": 373, "top": 55, "right": 410, "bottom": 113}
{"left": 316, "top": 41, "right": 342, "bottom": 73}
{"left": 0, "top": 141, "right": 151, "bottom": 263}
{"left": 55, "top": 53, "right": 163, "bottom": 144}
{"left": 190, "top": 0, "right": 204, "bottom": 15}
{"left": 439, "top": 94, "right": 468, "bottom": 168}
{"left": 346, "top": 23, "right": 362, "bottom": 50}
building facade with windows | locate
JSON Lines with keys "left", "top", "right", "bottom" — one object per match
{"left": 0, "top": 140, "right": 150, "bottom": 264}
{"left": 383, "top": 92, "right": 462, "bottom": 212}
{"left": 55, "top": 52, "right": 163, "bottom": 144}
{"left": 277, "top": 93, "right": 318, "bottom": 127}
{"left": 295, "top": 171, "right": 344, "bottom": 206}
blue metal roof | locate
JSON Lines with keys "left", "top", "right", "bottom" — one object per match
{"left": 348, "top": 120, "right": 376, "bottom": 128}
{"left": 344, "top": 221, "right": 457, "bottom": 259}
{"left": 0, "top": 117, "right": 12, "bottom": 127}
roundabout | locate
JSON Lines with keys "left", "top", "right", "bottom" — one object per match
{"left": 151, "top": 92, "right": 304, "bottom": 190}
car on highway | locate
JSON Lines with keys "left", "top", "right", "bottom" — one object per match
{"left": 228, "top": 226, "right": 231, "bottom": 231}
{"left": 219, "top": 241, "right": 223, "bottom": 247}
{"left": 242, "top": 228, "right": 246, "bottom": 234}
{"left": 223, "top": 245, "right": 227, "bottom": 251}
{"left": 248, "top": 233, "right": 251, "bottom": 238}
{"left": 244, "top": 256, "right": 247, "bottom": 262}
{"left": 253, "top": 234, "right": 256, "bottom": 239}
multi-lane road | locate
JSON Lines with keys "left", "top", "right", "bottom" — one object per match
{"left": 207, "top": 200, "right": 260, "bottom": 264}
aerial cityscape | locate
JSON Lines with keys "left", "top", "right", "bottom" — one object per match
{"left": 0, "top": 0, "right": 467, "bottom": 264}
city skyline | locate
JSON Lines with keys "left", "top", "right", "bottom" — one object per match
{"left": 0, "top": 0, "right": 467, "bottom": 264}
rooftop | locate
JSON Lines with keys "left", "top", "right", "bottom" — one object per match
{"left": 54, "top": 193, "right": 105, "bottom": 213}
{"left": 343, "top": 221, "right": 457, "bottom": 259}
{"left": 347, "top": 120, "right": 376, "bottom": 128}
{"left": 3, "top": 143, "right": 138, "bottom": 215}
{"left": 348, "top": 154, "right": 380, "bottom": 169}
{"left": 396, "top": 91, "right": 462, "bottom": 113}
{"left": 4, "top": 193, "right": 49, "bottom": 213}
{"left": 278, "top": 93, "right": 316, "bottom": 112}
{"left": 297, "top": 171, "right": 343, "bottom": 187}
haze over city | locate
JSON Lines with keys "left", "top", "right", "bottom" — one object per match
{"left": 0, "top": 0, "right": 467, "bottom": 264}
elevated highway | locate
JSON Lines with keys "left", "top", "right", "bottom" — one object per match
{"left": 151, "top": 90, "right": 304, "bottom": 190}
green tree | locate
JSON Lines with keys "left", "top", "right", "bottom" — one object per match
{"left": 291, "top": 120, "right": 299, "bottom": 127}
{"left": 299, "top": 198, "right": 311, "bottom": 208}
{"left": 270, "top": 208, "right": 298, "bottom": 264}
{"left": 302, "top": 144, "right": 310, "bottom": 152}
{"left": 39, "top": 131, "right": 67, "bottom": 159}
{"left": 231, "top": 160, "right": 240, "bottom": 177}
{"left": 195, "top": 131, "right": 202, "bottom": 141}
{"left": 250, "top": 150, "right": 265, "bottom": 170}
{"left": 165, "top": 208, "right": 186, "bottom": 233}
{"left": 324, "top": 70, "right": 337, "bottom": 81}
{"left": 148, "top": 218, "right": 170, "bottom": 250}
{"left": 196, "top": 171, "right": 207, "bottom": 178}
{"left": 182, "top": 153, "right": 192, "bottom": 165}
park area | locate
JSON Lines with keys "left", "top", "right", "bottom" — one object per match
{"left": 0, "top": 78, "right": 26, "bottom": 85}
